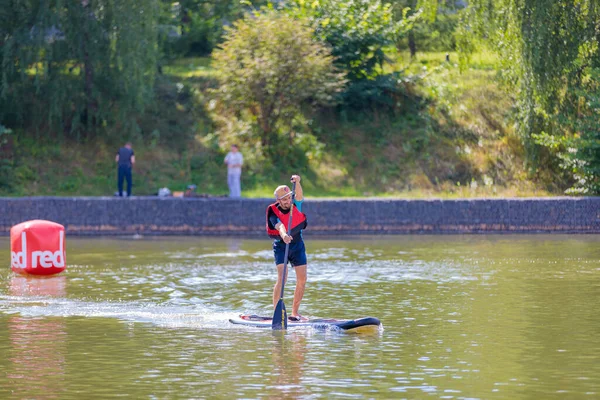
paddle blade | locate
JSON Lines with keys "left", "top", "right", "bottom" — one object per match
{"left": 272, "top": 299, "right": 288, "bottom": 330}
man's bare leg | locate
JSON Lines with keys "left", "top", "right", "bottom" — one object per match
{"left": 292, "top": 265, "right": 307, "bottom": 317}
{"left": 273, "top": 263, "right": 288, "bottom": 308}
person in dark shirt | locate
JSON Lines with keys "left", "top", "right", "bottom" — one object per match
{"left": 115, "top": 142, "right": 135, "bottom": 197}
{"left": 267, "top": 175, "right": 308, "bottom": 321}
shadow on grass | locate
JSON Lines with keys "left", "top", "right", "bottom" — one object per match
{"left": 307, "top": 84, "right": 482, "bottom": 195}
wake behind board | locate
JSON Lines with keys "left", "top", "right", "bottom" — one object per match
{"left": 229, "top": 314, "right": 381, "bottom": 332}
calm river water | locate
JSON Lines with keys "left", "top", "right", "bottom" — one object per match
{"left": 0, "top": 235, "right": 599, "bottom": 399}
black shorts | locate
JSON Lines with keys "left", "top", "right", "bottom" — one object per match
{"left": 273, "top": 239, "right": 307, "bottom": 267}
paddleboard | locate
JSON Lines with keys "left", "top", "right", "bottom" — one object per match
{"left": 229, "top": 314, "right": 381, "bottom": 332}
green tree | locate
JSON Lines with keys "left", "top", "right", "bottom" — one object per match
{"left": 290, "top": 0, "right": 409, "bottom": 81}
{"left": 286, "top": 0, "right": 422, "bottom": 111}
{"left": 392, "top": 0, "right": 463, "bottom": 57}
{"left": 158, "top": 0, "right": 271, "bottom": 57}
{"left": 0, "top": 0, "right": 159, "bottom": 138}
{"left": 211, "top": 10, "right": 345, "bottom": 152}
{"left": 533, "top": 69, "right": 600, "bottom": 194}
{"left": 462, "top": 0, "right": 600, "bottom": 193}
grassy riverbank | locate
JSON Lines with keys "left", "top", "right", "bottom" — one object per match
{"left": 2, "top": 52, "right": 555, "bottom": 198}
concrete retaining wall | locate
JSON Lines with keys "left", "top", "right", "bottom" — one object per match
{"left": 1, "top": 197, "right": 599, "bottom": 235}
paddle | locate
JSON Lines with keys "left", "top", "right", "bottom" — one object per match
{"left": 272, "top": 180, "right": 297, "bottom": 330}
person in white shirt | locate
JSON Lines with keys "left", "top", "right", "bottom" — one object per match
{"left": 224, "top": 144, "right": 243, "bottom": 198}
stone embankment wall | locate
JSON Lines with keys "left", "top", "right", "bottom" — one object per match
{"left": 1, "top": 197, "right": 599, "bottom": 235}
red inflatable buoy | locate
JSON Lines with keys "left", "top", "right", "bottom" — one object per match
{"left": 10, "top": 220, "right": 66, "bottom": 276}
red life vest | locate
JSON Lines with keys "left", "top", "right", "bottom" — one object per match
{"left": 266, "top": 203, "right": 308, "bottom": 239}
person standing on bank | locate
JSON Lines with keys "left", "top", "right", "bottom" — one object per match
{"left": 115, "top": 142, "right": 135, "bottom": 197}
{"left": 266, "top": 175, "right": 308, "bottom": 321}
{"left": 224, "top": 144, "right": 243, "bottom": 198}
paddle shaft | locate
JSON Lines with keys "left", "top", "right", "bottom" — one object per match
{"left": 278, "top": 181, "right": 296, "bottom": 300}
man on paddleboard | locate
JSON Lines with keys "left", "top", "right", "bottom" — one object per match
{"left": 266, "top": 175, "right": 308, "bottom": 321}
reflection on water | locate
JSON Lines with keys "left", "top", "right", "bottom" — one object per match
{"left": 0, "top": 235, "right": 599, "bottom": 399}
{"left": 6, "top": 276, "right": 67, "bottom": 399}
{"left": 269, "top": 332, "right": 307, "bottom": 399}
